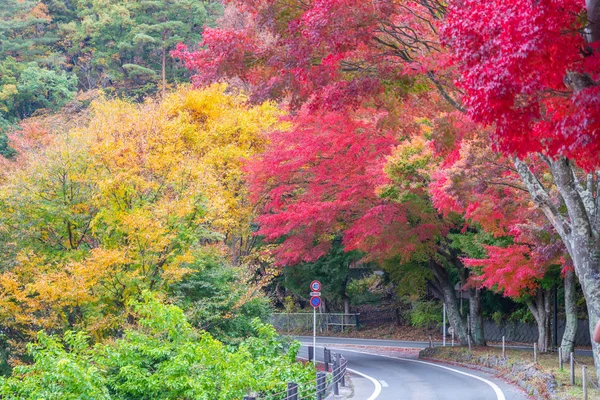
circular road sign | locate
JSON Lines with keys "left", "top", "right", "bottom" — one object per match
{"left": 310, "top": 280, "right": 322, "bottom": 292}
{"left": 310, "top": 296, "right": 322, "bottom": 308}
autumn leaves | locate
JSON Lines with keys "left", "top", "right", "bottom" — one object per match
{"left": 0, "top": 85, "right": 283, "bottom": 354}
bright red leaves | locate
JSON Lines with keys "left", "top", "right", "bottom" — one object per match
{"left": 444, "top": 0, "right": 600, "bottom": 170}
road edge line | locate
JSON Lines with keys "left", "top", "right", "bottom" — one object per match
{"left": 346, "top": 367, "right": 382, "bottom": 400}
{"left": 329, "top": 347, "right": 506, "bottom": 400}
{"left": 297, "top": 353, "right": 381, "bottom": 400}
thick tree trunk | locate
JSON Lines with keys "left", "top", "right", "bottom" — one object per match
{"left": 526, "top": 287, "right": 551, "bottom": 353}
{"left": 514, "top": 158, "right": 600, "bottom": 378}
{"left": 430, "top": 261, "right": 468, "bottom": 345}
{"left": 561, "top": 269, "right": 578, "bottom": 358}
{"left": 469, "top": 288, "right": 486, "bottom": 346}
{"left": 549, "top": 159, "right": 600, "bottom": 377}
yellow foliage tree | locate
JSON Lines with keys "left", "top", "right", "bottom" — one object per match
{"left": 0, "top": 84, "right": 284, "bottom": 355}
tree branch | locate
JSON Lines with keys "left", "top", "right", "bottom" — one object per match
{"left": 427, "top": 71, "right": 466, "bottom": 112}
{"left": 513, "top": 158, "right": 572, "bottom": 242}
{"left": 550, "top": 157, "right": 596, "bottom": 239}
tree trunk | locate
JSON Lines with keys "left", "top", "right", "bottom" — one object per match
{"left": 430, "top": 261, "right": 468, "bottom": 345}
{"left": 547, "top": 159, "right": 600, "bottom": 375}
{"left": 161, "top": 44, "right": 167, "bottom": 98}
{"left": 469, "top": 288, "right": 486, "bottom": 346}
{"left": 439, "top": 244, "right": 485, "bottom": 345}
{"left": 561, "top": 269, "right": 578, "bottom": 358}
{"left": 514, "top": 158, "right": 600, "bottom": 379}
{"left": 343, "top": 297, "right": 350, "bottom": 314}
{"left": 526, "top": 287, "right": 551, "bottom": 353}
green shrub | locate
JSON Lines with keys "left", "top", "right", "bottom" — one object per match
{"left": 410, "top": 300, "right": 443, "bottom": 331}
{"left": 0, "top": 294, "right": 313, "bottom": 400}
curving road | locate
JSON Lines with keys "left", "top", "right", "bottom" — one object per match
{"left": 298, "top": 338, "right": 530, "bottom": 400}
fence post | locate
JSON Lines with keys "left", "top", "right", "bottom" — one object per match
{"left": 558, "top": 347, "right": 563, "bottom": 371}
{"left": 287, "top": 382, "right": 298, "bottom": 400}
{"left": 582, "top": 365, "right": 588, "bottom": 400}
{"left": 316, "top": 372, "right": 326, "bottom": 400}
{"left": 333, "top": 353, "right": 339, "bottom": 395}
{"left": 324, "top": 348, "right": 331, "bottom": 372}
{"left": 533, "top": 342, "right": 537, "bottom": 364}
{"left": 570, "top": 352, "right": 575, "bottom": 385}
{"left": 308, "top": 346, "right": 314, "bottom": 362}
{"left": 467, "top": 333, "right": 472, "bottom": 352}
{"left": 502, "top": 336, "right": 505, "bottom": 359}
{"left": 355, "top": 313, "right": 359, "bottom": 329}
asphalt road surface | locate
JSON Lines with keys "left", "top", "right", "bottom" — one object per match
{"left": 297, "top": 338, "right": 530, "bottom": 400}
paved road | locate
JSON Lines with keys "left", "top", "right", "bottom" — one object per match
{"left": 297, "top": 339, "right": 530, "bottom": 400}
{"left": 293, "top": 335, "right": 593, "bottom": 356}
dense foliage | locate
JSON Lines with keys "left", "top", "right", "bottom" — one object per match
{"left": 2, "top": 0, "right": 600, "bottom": 391}
{"left": 0, "top": 295, "right": 312, "bottom": 399}
{"left": 177, "top": 0, "right": 598, "bottom": 360}
{"left": 0, "top": 84, "right": 283, "bottom": 359}
{"left": 0, "top": 0, "right": 221, "bottom": 154}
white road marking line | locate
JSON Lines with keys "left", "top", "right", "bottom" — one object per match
{"left": 297, "top": 352, "right": 381, "bottom": 400}
{"left": 328, "top": 347, "right": 507, "bottom": 400}
{"left": 346, "top": 367, "right": 382, "bottom": 400}
{"left": 379, "top": 380, "right": 388, "bottom": 387}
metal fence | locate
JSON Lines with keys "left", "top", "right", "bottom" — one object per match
{"left": 271, "top": 313, "right": 593, "bottom": 346}
{"left": 270, "top": 313, "right": 359, "bottom": 334}
{"left": 484, "top": 319, "right": 591, "bottom": 346}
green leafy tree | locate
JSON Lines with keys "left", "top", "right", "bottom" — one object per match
{"left": 0, "top": 0, "right": 57, "bottom": 62}
{"left": 0, "top": 331, "right": 110, "bottom": 400}
{"left": 0, "top": 295, "right": 313, "bottom": 400}
{"left": 280, "top": 240, "right": 372, "bottom": 313}
{"left": 173, "top": 249, "right": 272, "bottom": 342}
{"left": 63, "top": 0, "right": 214, "bottom": 95}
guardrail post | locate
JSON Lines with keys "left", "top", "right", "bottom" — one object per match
{"left": 333, "top": 353, "right": 339, "bottom": 395}
{"left": 308, "top": 346, "right": 314, "bottom": 362}
{"left": 287, "top": 382, "right": 298, "bottom": 400}
{"left": 324, "top": 348, "right": 331, "bottom": 372}
{"left": 316, "top": 372, "right": 326, "bottom": 400}
{"left": 340, "top": 356, "right": 346, "bottom": 387}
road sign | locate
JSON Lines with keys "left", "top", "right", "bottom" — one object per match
{"left": 310, "top": 296, "right": 321, "bottom": 308}
{"left": 310, "top": 280, "right": 321, "bottom": 291}
{"left": 310, "top": 291, "right": 321, "bottom": 296}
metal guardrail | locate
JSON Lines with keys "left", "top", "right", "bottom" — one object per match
{"left": 243, "top": 347, "right": 348, "bottom": 400}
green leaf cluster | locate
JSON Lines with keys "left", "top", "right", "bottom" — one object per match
{"left": 174, "top": 249, "right": 273, "bottom": 342}
{"left": 0, "top": 295, "right": 313, "bottom": 400}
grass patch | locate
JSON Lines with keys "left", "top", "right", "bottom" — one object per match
{"left": 423, "top": 346, "right": 599, "bottom": 400}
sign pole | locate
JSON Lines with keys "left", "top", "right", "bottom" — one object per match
{"left": 309, "top": 280, "right": 322, "bottom": 366}
{"left": 313, "top": 306, "right": 316, "bottom": 365}
{"left": 443, "top": 302, "right": 446, "bottom": 347}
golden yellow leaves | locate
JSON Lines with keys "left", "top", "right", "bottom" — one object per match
{"left": 0, "top": 84, "right": 285, "bottom": 349}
